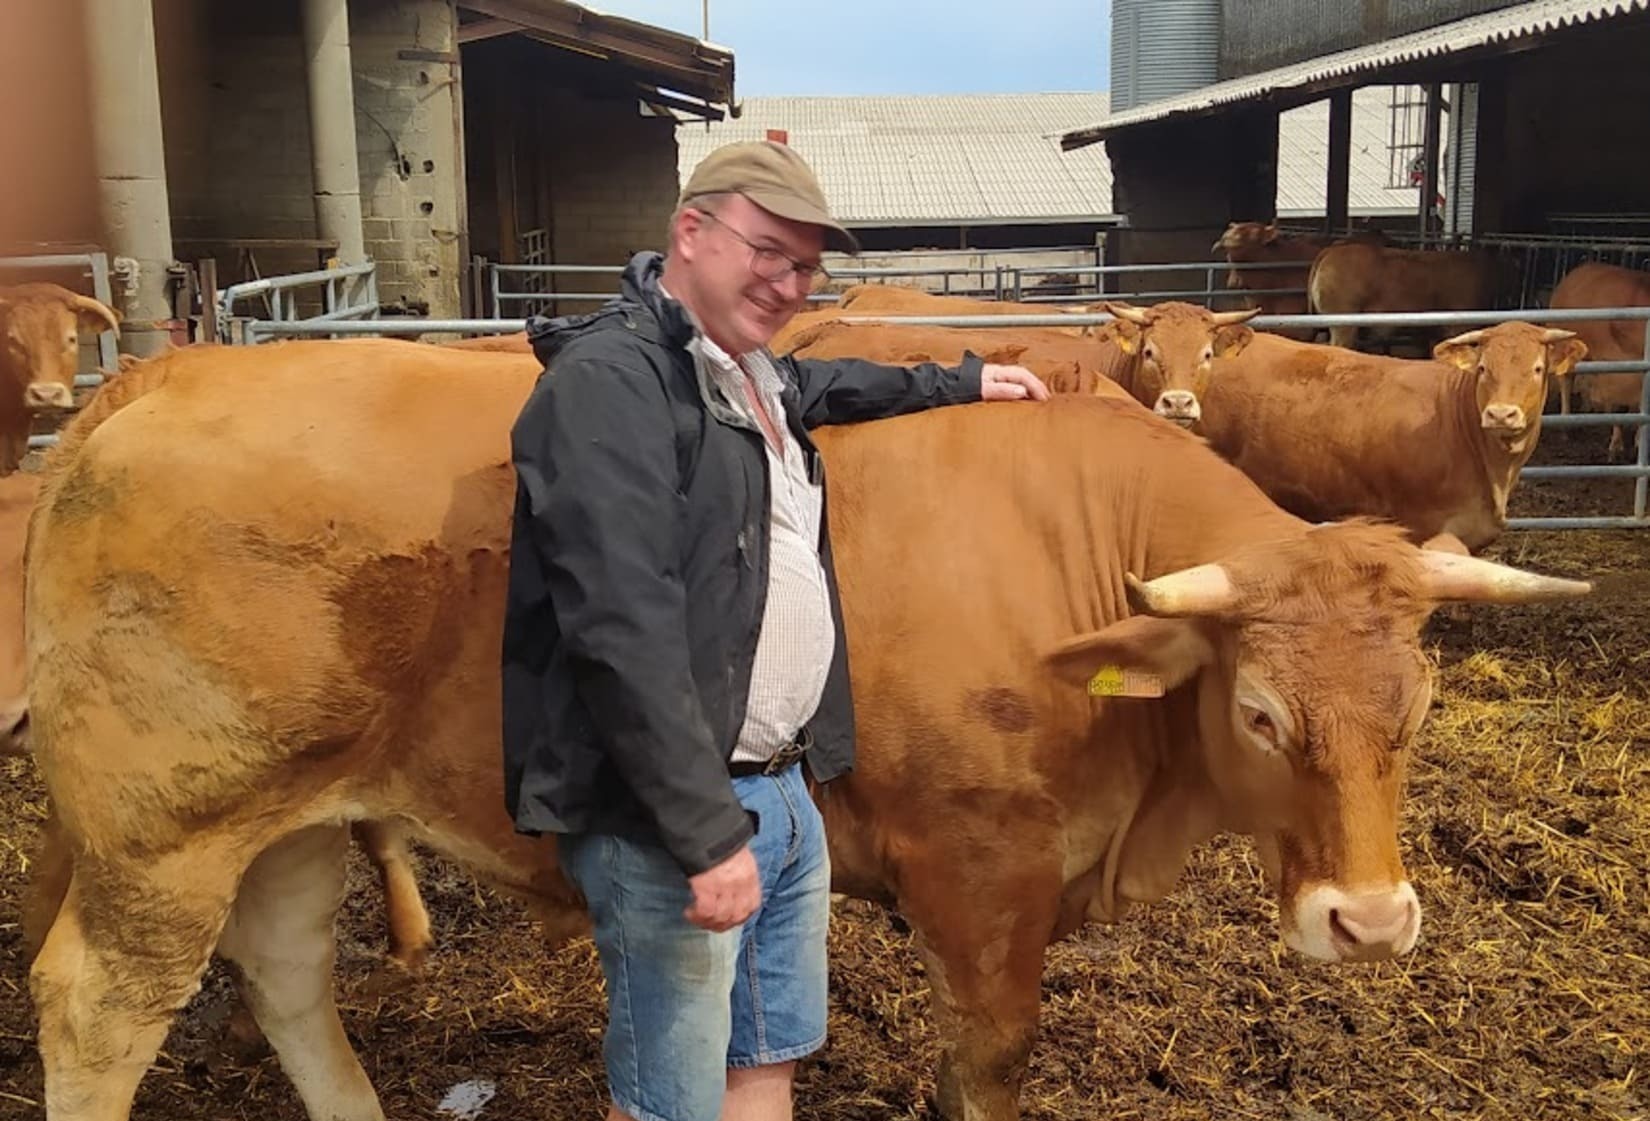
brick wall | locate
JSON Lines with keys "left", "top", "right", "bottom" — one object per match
{"left": 463, "top": 36, "right": 681, "bottom": 309}
{"left": 542, "top": 88, "right": 680, "bottom": 270}
{"left": 350, "top": 0, "right": 462, "bottom": 315}
{"left": 154, "top": 0, "right": 462, "bottom": 315}
{"left": 157, "top": 1, "right": 320, "bottom": 270}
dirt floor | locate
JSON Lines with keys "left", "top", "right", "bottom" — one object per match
{"left": 2, "top": 427, "right": 1646, "bottom": 1121}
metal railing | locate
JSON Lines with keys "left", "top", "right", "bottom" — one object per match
{"left": 225, "top": 284, "right": 1649, "bottom": 530}
{"left": 219, "top": 260, "right": 379, "bottom": 343}
{"left": 485, "top": 263, "right": 625, "bottom": 318}
{"left": 2, "top": 250, "right": 121, "bottom": 451}
{"left": 824, "top": 305, "right": 1649, "bottom": 531}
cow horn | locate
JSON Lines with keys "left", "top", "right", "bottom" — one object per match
{"left": 1542, "top": 328, "right": 1578, "bottom": 343}
{"left": 1209, "top": 307, "right": 1261, "bottom": 326}
{"left": 69, "top": 293, "right": 121, "bottom": 336}
{"left": 1418, "top": 551, "right": 1591, "bottom": 604}
{"left": 1103, "top": 301, "right": 1152, "bottom": 326}
{"left": 1125, "top": 566, "right": 1240, "bottom": 617}
{"left": 1437, "top": 327, "right": 1487, "bottom": 349}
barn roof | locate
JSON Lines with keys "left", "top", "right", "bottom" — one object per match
{"left": 676, "top": 87, "right": 1424, "bottom": 228}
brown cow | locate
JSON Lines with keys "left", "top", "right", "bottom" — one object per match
{"left": 1212, "top": 221, "right": 1330, "bottom": 339}
{"left": 835, "top": 283, "right": 1100, "bottom": 320}
{"left": 437, "top": 332, "right": 531, "bottom": 353}
{"left": 1308, "top": 242, "right": 1499, "bottom": 351}
{"left": 24, "top": 340, "right": 1588, "bottom": 1121}
{"left": 0, "top": 283, "right": 120, "bottom": 474}
{"left": 1549, "top": 261, "right": 1650, "bottom": 459}
{"left": 3, "top": 469, "right": 433, "bottom": 978}
{"left": 1100, "top": 301, "right": 1258, "bottom": 424}
{"left": 1200, "top": 322, "right": 1586, "bottom": 551}
{"left": 1, "top": 469, "right": 35, "bottom": 753}
{"left": 782, "top": 317, "right": 1133, "bottom": 397}
{"left": 783, "top": 300, "right": 1259, "bottom": 418}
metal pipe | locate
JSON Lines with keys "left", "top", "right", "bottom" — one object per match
{"left": 1518, "top": 465, "right": 1650, "bottom": 479}
{"left": 1637, "top": 312, "right": 1650, "bottom": 517}
{"left": 303, "top": 0, "right": 367, "bottom": 265}
{"left": 248, "top": 318, "right": 528, "bottom": 339}
{"left": 1507, "top": 516, "right": 1650, "bottom": 530}
{"left": 1540, "top": 413, "right": 1650, "bottom": 428}
{"left": 83, "top": 0, "right": 176, "bottom": 358}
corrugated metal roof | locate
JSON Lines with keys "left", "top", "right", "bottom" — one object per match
{"left": 677, "top": 88, "right": 1426, "bottom": 226}
{"left": 1061, "top": 0, "right": 1649, "bottom": 148}
{"left": 677, "top": 94, "right": 1116, "bottom": 226}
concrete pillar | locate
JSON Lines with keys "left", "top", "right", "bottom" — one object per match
{"left": 303, "top": 0, "right": 367, "bottom": 264}
{"left": 1326, "top": 88, "right": 1352, "bottom": 236}
{"left": 84, "top": 0, "right": 176, "bottom": 357}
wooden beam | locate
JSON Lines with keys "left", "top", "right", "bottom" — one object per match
{"left": 1326, "top": 88, "right": 1351, "bottom": 236}
{"left": 458, "top": 17, "right": 522, "bottom": 44}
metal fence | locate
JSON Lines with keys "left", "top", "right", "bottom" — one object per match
{"left": 218, "top": 260, "right": 378, "bottom": 344}
{"left": 2, "top": 250, "right": 121, "bottom": 451}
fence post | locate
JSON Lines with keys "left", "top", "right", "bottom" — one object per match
{"left": 1638, "top": 316, "right": 1650, "bottom": 519}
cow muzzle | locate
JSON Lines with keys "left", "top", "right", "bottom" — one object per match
{"left": 1286, "top": 882, "right": 1420, "bottom": 962}
{"left": 1154, "top": 390, "right": 1201, "bottom": 427}
{"left": 1480, "top": 403, "right": 1528, "bottom": 436}
{"left": 25, "top": 381, "right": 74, "bottom": 412}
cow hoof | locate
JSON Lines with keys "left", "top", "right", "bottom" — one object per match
{"left": 359, "top": 957, "right": 422, "bottom": 997}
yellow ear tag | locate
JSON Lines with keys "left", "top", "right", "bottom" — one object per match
{"left": 1087, "top": 665, "right": 1165, "bottom": 698}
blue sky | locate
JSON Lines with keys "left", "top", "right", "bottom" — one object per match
{"left": 595, "top": 0, "right": 1111, "bottom": 96}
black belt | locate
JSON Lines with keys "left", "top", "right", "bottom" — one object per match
{"left": 728, "top": 729, "right": 813, "bottom": 778}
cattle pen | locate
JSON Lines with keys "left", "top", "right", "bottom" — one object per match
{"left": 3, "top": 297, "right": 1648, "bottom": 1121}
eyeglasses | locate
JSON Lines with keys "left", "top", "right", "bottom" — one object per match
{"left": 695, "top": 210, "right": 830, "bottom": 288}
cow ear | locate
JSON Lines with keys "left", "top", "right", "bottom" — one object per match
{"left": 1432, "top": 339, "right": 1480, "bottom": 372}
{"left": 1548, "top": 336, "right": 1587, "bottom": 378}
{"left": 984, "top": 343, "right": 1028, "bottom": 365}
{"left": 1098, "top": 318, "right": 1141, "bottom": 356}
{"left": 1213, "top": 324, "right": 1254, "bottom": 358}
{"left": 1045, "top": 615, "right": 1215, "bottom": 697}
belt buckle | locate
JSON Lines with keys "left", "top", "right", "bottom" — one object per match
{"left": 763, "top": 729, "right": 812, "bottom": 776}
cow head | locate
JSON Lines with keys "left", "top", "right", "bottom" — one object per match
{"left": 0, "top": 284, "right": 120, "bottom": 413}
{"left": 1100, "top": 301, "right": 1258, "bottom": 426}
{"left": 1434, "top": 322, "right": 1586, "bottom": 442}
{"left": 1049, "top": 522, "right": 1589, "bottom": 963}
{"left": 1211, "top": 220, "right": 1279, "bottom": 258}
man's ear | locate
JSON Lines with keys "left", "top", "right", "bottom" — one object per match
{"left": 1045, "top": 615, "right": 1216, "bottom": 698}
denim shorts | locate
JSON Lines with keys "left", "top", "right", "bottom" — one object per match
{"left": 558, "top": 763, "right": 830, "bottom": 1121}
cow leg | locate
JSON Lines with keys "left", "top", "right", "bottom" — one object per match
{"left": 1328, "top": 324, "right": 1358, "bottom": 350}
{"left": 351, "top": 819, "right": 433, "bottom": 973}
{"left": 31, "top": 848, "right": 239, "bottom": 1121}
{"left": 21, "top": 805, "right": 72, "bottom": 966}
{"left": 899, "top": 851, "right": 1062, "bottom": 1121}
{"left": 217, "top": 824, "right": 385, "bottom": 1121}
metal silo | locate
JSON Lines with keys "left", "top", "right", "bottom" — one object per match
{"left": 1109, "top": 0, "right": 1222, "bottom": 113}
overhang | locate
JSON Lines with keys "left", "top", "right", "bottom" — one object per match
{"left": 458, "top": 0, "right": 735, "bottom": 117}
{"left": 1062, "top": 0, "right": 1648, "bottom": 149}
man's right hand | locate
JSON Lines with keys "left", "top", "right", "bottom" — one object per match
{"left": 685, "top": 845, "right": 761, "bottom": 932}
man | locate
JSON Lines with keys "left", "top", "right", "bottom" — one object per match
{"left": 502, "top": 140, "right": 1047, "bottom": 1121}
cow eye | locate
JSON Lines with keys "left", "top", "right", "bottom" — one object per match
{"left": 1201, "top": 348, "right": 1214, "bottom": 363}
{"left": 1240, "top": 703, "right": 1283, "bottom": 750}
{"left": 1143, "top": 344, "right": 1158, "bottom": 362}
